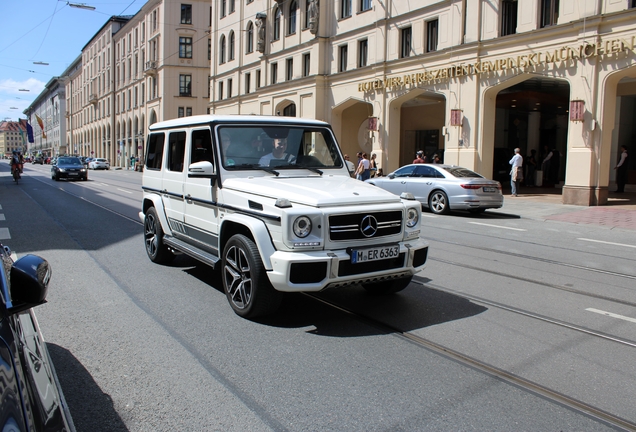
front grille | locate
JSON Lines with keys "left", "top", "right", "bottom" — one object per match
{"left": 329, "top": 211, "right": 402, "bottom": 241}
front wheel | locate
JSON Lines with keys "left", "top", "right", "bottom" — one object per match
{"left": 12, "top": 168, "right": 19, "bottom": 184}
{"left": 428, "top": 190, "right": 450, "bottom": 215}
{"left": 222, "top": 234, "right": 282, "bottom": 319}
{"left": 144, "top": 207, "right": 174, "bottom": 264}
{"left": 362, "top": 276, "right": 412, "bottom": 294}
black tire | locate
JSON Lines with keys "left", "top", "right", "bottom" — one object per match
{"left": 428, "top": 190, "right": 450, "bottom": 215}
{"left": 13, "top": 169, "right": 19, "bottom": 184}
{"left": 222, "top": 234, "right": 282, "bottom": 319}
{"left": 144, "top": 207, "right": 174, "bottom": 264}
{"left": 362, "top": 276, "right": 413, "bottom": 294}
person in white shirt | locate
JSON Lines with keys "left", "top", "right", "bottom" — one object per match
{"left": 509, "top": 147, "right": 523, "bottom": 196}
{"left": 344, "top": 154, "right": 355, "bottom": 175}
{"left": 259, "top": 138, "right": 296, "bottom": 166}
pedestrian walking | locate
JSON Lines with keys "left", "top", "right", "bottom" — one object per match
{"left": 413, "top": 151, "right": 425, "bottom": 164}
{"left": 614, "top": 145, "right": 629, "bottom": 193}
{"left": 509, "top": 147, "right": 523, "bottom": 196}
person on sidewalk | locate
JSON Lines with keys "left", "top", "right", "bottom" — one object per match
{"left": 525, "top": 149, "right": 537, "bottom": 187}
{"left": 614, "top": 145, "right": 629, "bottom": 193}
{"left": 509, "top": 148, "right": 523, "bottom": 196}
{"left": 412, "top": 151, "right": 425, "bottom": 164}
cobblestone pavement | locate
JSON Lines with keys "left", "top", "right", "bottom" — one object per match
{"left": 488, "top": 187, "right": 636, "bottom": 231}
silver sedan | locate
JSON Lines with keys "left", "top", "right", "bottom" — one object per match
{"left": 366, "top": 164, "right": 503, "bottom": 214}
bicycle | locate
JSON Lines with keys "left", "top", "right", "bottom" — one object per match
{"left": 11, "top": 165, "right": 20, "bottom": 184}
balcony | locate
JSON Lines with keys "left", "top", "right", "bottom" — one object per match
{"left": 89, "top": 94, "right": 98, "bottom": 105}
{"left": 144, "top": 61, "right": 157, "bottom": 75}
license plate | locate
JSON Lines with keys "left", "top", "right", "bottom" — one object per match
{"left": 69, "top": 172, "right": 78, "bottom": 176}
{"left": 351, "top": 244, "right": 399, "bottom": 263}
{"left": 482, "top": 187, "right": 497, "bottom": 192}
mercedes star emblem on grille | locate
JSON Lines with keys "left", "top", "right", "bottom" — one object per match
{"left": 360, "top": 215, "right": 378, "bottom": 237}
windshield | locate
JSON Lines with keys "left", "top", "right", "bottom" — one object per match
{"left": 218, "top": 125, "right": 344, "bottom": 171}
{"left": 58, "top": 157, "right": 83, "bottom": 166}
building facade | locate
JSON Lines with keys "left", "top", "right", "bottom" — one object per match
{"left": 65, "top": 0, "right": 211, "bottom": 168}
{"left": 0, "top": 120, "right": 28, "bottom": 157}
{"left": 23, "top": 76, "right": 67, "bottom": 158}
{"left": 209, "top": 0, "right": 636, "bottom": 205}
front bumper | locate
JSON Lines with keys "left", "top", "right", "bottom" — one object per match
{"left": 267, "top": 237, "right": 429, "bottom": 292}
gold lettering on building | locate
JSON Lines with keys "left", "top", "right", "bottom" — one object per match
{"left": 357, "top": 37, "right": 636, "bottom": 92}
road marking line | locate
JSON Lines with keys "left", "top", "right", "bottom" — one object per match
{"left": 117, "top": 188, "right": 133, "bottom": 194}
{"left": 469, "top": 222, "right": 526, "bottom": 231}
{"left": 578, "top": 238, "right": 636, "bottom": 249}
{"left": 0, "top": 214, "right": 5, "bottom": 221}
{"left": 0, "top": 228, "right": 10, "bottom": 240}
{"left": 421, "top": 214, "right": 437, "bottom": 218}
{"left": 586, "top": 308, "right": 636, "bottom": 324}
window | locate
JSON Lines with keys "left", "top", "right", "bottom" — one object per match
{"left": 179, "top": 37, "right": 193, "bottom": 58}
{"left": 358, "top": 39, "right": 368, "bottom": 68}
{"left": 179, "top": 74, "right": 192, "bottom": 96}
{"left": 168, "top": 131, "right": 186, "bottom": 172}
{"left": 229, "top": 31, "right": 235, "bottom": 61}
{"left": 271, "top": 63, "right": 278, "bottom": 84}
{"left": 339, "top": 45, "right": 348, "bottom": 72}
{"left": 303, "top": 53, "right": 310, "bottom": 77}
{"left": 178, "top": 107, "right": 185, "bottom": 118}
{"left": 146, "top": 133, "right": 165, "bottom": 170}
{"left": 208, "top": 39, "right": 211, "bottom": 60}
{"left": 186, "top": 107, "right": 192, "bottom": 116}
{"left": 273, "top": 7, "right": 281, "bottom": 40}
{"left": 360, "top": 0, "right": 371, "bottom": 12}
{"left": 246, "top": 22, "right": 254, "bottom": 53}
{"left": 286, "top": 58, "right": 293, "bottom": 81}
{"left": 540, "top": 0, "right": 559, "bottom": 27}
{"left": 288, "top": 1, "right": 298, "bottom": 35}
{"left": 501, "top": 0, "right": 518, "bottom": 36}
{"left": 190, "top": 129, "right": 213, "bottom": 165}
{"left": 181, "top": 4, "right": 192, "bottom": 24}
{"left": 283, "top": 103, "right": 296, "bottom": 117}
{"left": 218, "top": 81, "right": 224, "bottom": 100}
{"left": 341, "top": 0, "right": 352, "bottom": 18}
{"left": 219, "top": 35, "right": 226, "bottom": 64}
{"left": 400, "top": 27, "right": 412, "bottom": 58}
{"left": 230, "top": 0, "right": 235, "bottom": 13}
{"left": 227, "top": 79, "right": 233, "bottom": 98}
{"left": 426, "top": 20, "right": 438, "bottom": 53}
{"left": 256, "top": 69, "right": 261, "bottom": 88}
{"left": 245, "top": 72, "right": 251, "bottom": 94}
{"left": 221, "top": 0, "right": 226, "bottom": 17}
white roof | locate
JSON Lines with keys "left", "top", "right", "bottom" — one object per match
{"left": 149, "top": 115, "right": 330, "bottom": 131}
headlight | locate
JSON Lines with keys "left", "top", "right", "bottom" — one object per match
{"left": 293, "top": 216, "right": 312, "bottom": 238}
{"left": 406, "top": 207, "right": 419, "bottom": 228}
{"left": 58, "top": 168, "right": 66, "bottom": 172}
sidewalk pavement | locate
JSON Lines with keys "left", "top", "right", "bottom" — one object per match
{"left": 488, "top": 187, "right": 636, "bottom": 231}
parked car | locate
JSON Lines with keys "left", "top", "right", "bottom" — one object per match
{"left": 51, "top": 156, "right": 88, "bottom": 181}
{"left": 366, "top": 164, "right": 503, "bottom": 215}
{"left": 88, "top": 158, "right": 110, "bottom": 170}
{"left": 0, "top": 243, "right": 75, "bottom": 431}
{"left": 32, "top": 156, "right": 43, "bottom": 165}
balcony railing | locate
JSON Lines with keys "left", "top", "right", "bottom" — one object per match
{"left": 144, "top": 61, "right": 157, "bottom": 75}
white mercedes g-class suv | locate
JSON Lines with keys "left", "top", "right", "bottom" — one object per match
{"left": 140, "top": 115, "right": 428, "bottom": 318}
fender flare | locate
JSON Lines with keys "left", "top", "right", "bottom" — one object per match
{"left": 220, "top": 213, "right": 277, "bottom": 270}
{"left": 141, "top": 194, "right": 172, "bottom": 236}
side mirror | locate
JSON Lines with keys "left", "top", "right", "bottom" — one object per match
{"left": 8, "top": 255, "right": 51, "bottom": 315}
{"left": 388, "top": 174, "right": 395, "bottom": 179}
{"left": 188, "top": 161, "right": 218, "bottom": 185}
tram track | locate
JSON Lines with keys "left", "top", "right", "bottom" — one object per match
{"left": 306, "top": 291, "right": 636, "bottom": 431}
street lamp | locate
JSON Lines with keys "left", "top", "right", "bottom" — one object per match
{"left": 67, "top": 2, "right": 96, "bottom": 10}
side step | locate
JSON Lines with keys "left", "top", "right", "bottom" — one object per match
{"left": 164, "top": 235, "right": 220, "bottom": 269}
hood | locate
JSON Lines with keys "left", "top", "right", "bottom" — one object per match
{"left": 223, "top": 175, "right": 402, "bottom": 207}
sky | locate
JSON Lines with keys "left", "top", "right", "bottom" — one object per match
{"left": 0, "top": 0, "right": 147, "bottom": 122}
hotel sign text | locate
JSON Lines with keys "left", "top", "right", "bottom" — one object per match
{"left": 358, "top": 37, "right": 635, "bottom": 93}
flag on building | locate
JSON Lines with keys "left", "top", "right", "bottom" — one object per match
{"left": 26, "top": 122, "right": 34, "bottom": 143}
{"left": 35, "top": 114, "right": 47, "bottom": 139}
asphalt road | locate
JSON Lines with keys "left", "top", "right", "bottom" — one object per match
{"left": 1, "top": 162, "right": 634, "bottom": 431}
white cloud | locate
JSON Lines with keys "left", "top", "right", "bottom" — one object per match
{"left": 0, "top": 78, "right": 46, "bottom": 94}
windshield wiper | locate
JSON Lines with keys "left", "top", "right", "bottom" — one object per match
{"left": 301, "top": 166, "right": 323, "bottom": 175}
{"left": 232, "top": 163, "right": 280, "bottom": 176}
